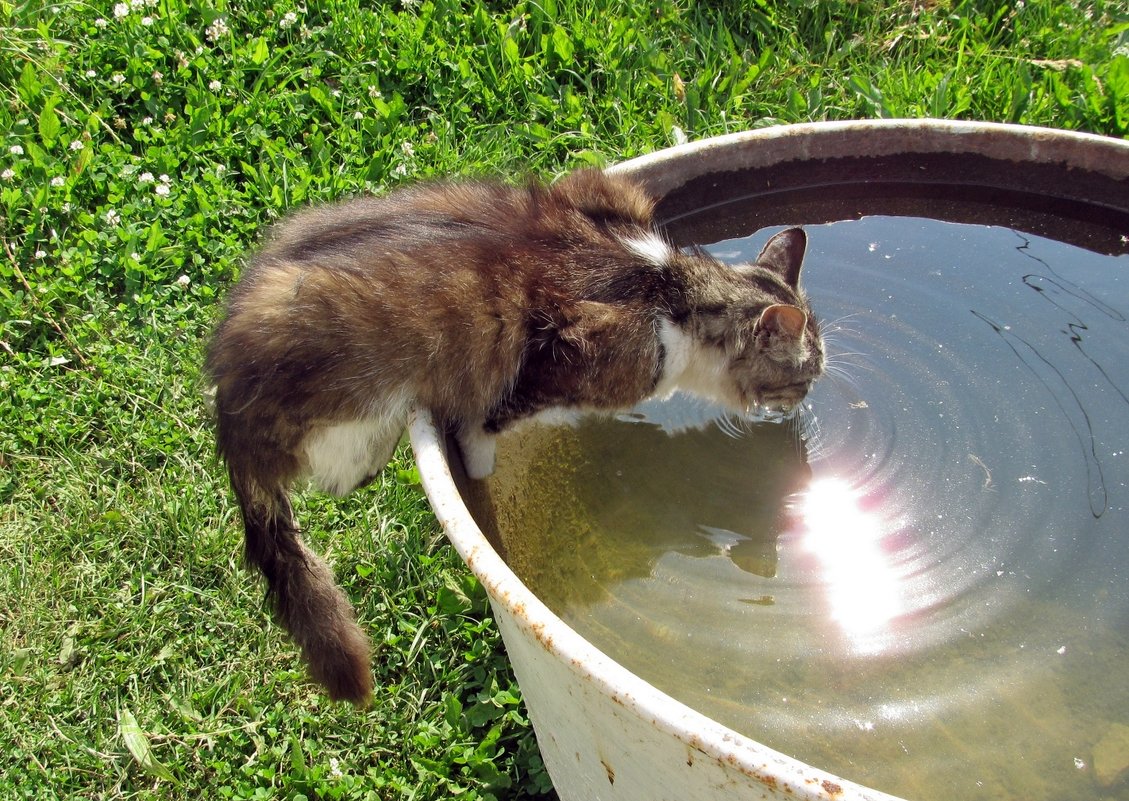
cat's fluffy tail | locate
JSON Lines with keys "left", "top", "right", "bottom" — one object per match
{"left": 231, "top": 471, "right": 374, "bottom": 705}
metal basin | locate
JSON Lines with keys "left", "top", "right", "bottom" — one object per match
{"left": 409, "top": 120, "right": 1129, "bottom": 801}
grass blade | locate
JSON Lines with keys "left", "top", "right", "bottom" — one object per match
{"left": 118, "top": 707, "right": 176, "bottom": 783}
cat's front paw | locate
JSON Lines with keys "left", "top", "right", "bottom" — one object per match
{"left": 457, "top": 427, "right": 496, "bottom": 480}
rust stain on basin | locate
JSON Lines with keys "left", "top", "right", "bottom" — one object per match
{"left": 602, "top": 758, "right": 616, "bottom": 785}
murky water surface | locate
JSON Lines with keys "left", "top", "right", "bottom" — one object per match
{"left": 475, "top": 215, "right": 1129, "bottom": 801}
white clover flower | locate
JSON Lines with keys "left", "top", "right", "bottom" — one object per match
{"left": 95, "top": 18, "right": 108, "bottom": 28}
{"left": 155, "top": 183, "right": 170, "bottom": 197}
{"left": 9, "top": 145, "right": 24, "bottom": 156}
{"left": 280, "top": 11, "right": 298, "bottom": 29}
{"left": 400, "top": 141, "right": 415, "bottom": 157}
{"left": 85, "top": 69, "right": 97, "bottom": 78}
{"left": 158, "top": 174, "right": 170, "bottom": 183}
{"left": 328, "top": 757, "right": 344, "bottom": 780}
{"left": 130, "top": 252, "right": 141, "bottom": 262}
{"left": 70, "top": 140, "right": 84, "bottom": 151}
{"left": 138, "top": 171, "right": 155, "bottom": 183}
{"left": 353, "top": 111, "right": 364, "bottom": 120}
{"left": 368, "top": 85, "right": 382, "bottom": 99}
{"left": 1, "top": 168, "right": 14, "bottom": 181}
{"left": 141, "top": 116, "right": 153, "bottom": 126}
{"left": 130, "top": 0, "right": 145, "bottom": 8}
{"left": 111, "top": 73, "right": 126, "bottom": 85}
{"left": 35, "top": 250, "right": 47, "bottom": 259}
{"left": 113, "top": 2, "right": 129, "bottom": 18}
{"left": 176, "top": 274, "right": 191, "bottom": 287}
{"left": 141, "top": 16, "right": 153, "bottom": 26}
{"left": 392, "top": 163, "right": 408, "bottom": 177}
{"left": 50, "top": 176, "right": 65, "bottom": 187}
{"left": 105, "top": 209, "right": 121, "bottom": 225}
{"left": 209, "top": 79, "right": 222, "bottom": 92}
{"left": 206, "top": 17, "right": 229, "bottom": 42}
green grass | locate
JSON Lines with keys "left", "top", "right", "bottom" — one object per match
{"left": 1, "top": 0, "right": 1126, "bottom": 798}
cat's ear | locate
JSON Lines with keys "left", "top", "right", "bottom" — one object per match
{"left": 755, "top": 227, "right": 807, "bottom": 287}
{"left": 756, "top": 303, "right": 808, "bottom": 341}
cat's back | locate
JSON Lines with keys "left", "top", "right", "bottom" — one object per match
{"left": 219, "top": 180, "right": 539, "bottom": 356}
{"left": 258, "top": 180, "right": 529, "bottom": 268}
{"left": 210, "top": 170, "right": 659, "bottom": 418}
{"left": 225, "top": 170, "right": 658, "bottom": 345}
{"left": 253, "top": 168, "right": 654, "bottom": 274}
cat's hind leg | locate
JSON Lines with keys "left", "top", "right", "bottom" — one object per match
{"left": 303, "top": 402, "right": 409, "bottom": 496}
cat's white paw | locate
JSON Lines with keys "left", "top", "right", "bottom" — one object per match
{"left": 458, "top": 428, "right": 496, "bottom": 480}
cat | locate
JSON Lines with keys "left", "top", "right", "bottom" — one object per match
{"left": 205, "top": 168, "right": 824, "bottom": 704}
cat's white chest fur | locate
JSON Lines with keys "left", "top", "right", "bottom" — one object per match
{"left": 654, "top": 317, "right": 732, "bottom": 404}
{"left": 618, "top": 234, "right": 736, "bottom": 406}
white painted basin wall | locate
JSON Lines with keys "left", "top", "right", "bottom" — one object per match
{"left": 410, "top": 120, "right": 1129, "bottom": 801}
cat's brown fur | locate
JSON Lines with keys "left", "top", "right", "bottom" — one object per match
{"left": 206, "top": 169, "right": 824, "bottom": 704}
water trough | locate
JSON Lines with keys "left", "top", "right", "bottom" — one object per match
{"left": 409, "top": 120, "right": 1129, "bottom": 801}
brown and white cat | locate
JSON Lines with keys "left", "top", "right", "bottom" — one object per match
{"left": 205, "top": 168, "right": 824, "bottom": 704}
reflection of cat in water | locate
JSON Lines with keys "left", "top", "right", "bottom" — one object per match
{"left": 468, "top": 406, "right": 812, "bottom": 609}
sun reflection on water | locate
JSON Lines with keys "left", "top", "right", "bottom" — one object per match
{"left": 800, "top": 478, "right": 904, "bottom": 652}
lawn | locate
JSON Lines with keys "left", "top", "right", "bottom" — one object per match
{"left": 1, "top": 0, "right": 1126, "bottom": 799}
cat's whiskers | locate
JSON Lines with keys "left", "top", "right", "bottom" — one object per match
{"left": 822, "top": 352, "right": 869, "bottom": 396}
{"left": 817, "top": 328, "right": 871, "bottom": 395}
{"left": 715, "top": 413, "right": 747, "bottom": 439}
{"left": 819, "top": 327, "right": 866, "bottom": 357}
{"left": 820, "top": 311, "right": 863, "bottom": 334}
{"left": 792, "top": 405, "right": 827, "bottom": 462}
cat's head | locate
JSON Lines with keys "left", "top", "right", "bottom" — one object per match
{"left": 683, "top": 228, "right": 824, "bottom": 415}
